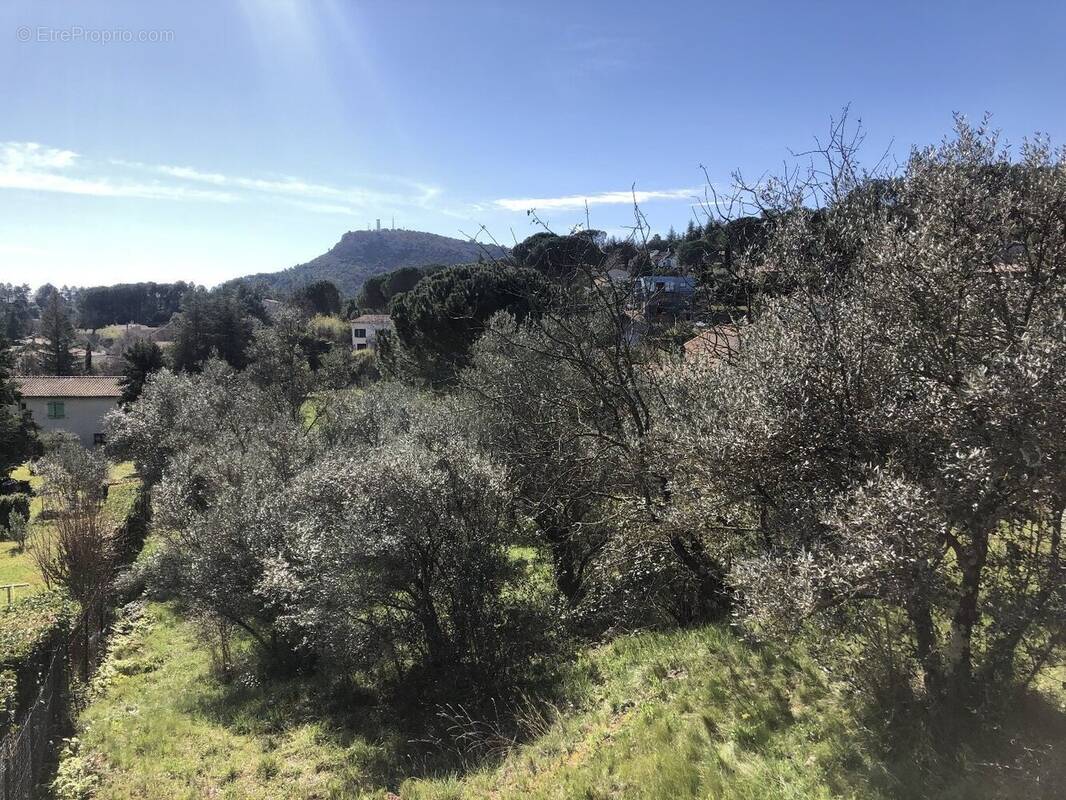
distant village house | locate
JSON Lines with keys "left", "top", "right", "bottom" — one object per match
{"left": 350, "top": 314, "right": 394, "bottom": 350}
{"left": 14, "top": 376, "right": 123, "bottom": 447}
{"left": 631, "top": 275, "right": 696, "bottom": 317}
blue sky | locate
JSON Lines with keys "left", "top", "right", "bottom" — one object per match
{"left": 1, "top": 0, "right": 1064, "bottom": 288}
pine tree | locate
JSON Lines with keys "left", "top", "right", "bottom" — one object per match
{"left": 0, "top": 335, "right": 38, "bottom": 473}
{"left": 119, "top": 339, "right": 165, "bottom": 405}
{"left": 39, "top": 292, "right": 76, "bottom": 375}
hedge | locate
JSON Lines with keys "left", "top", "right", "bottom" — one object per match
{"left": 0, "top": 590, "right": 78, "bottom": 736}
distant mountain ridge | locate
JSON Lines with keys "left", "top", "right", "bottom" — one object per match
{"left": 234, "top": 229, "right": 509, "bottom": 296}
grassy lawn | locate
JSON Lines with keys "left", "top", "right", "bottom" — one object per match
{"left": 404, "top": 629, "right": 890, "bottom": 800}
{"left": 56, "top": 602, "right": 398, "bottom": 800}
{"left": 1, "top": 462, "right": 141, "bottom": 598}
{"left": 59, "top": 597, "right": 1066, "bottom": 800}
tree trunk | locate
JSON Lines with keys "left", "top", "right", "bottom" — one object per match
{"left": 418, "top": 599, "right": 449, "bottom": 669}
{"left": 905, "top": 581, "right": 943, "bottom": 699}
{"left": 944, "top": 531, "right": 989, "bottom": 706}
{"left": 669, "top": 532, "right": 731, "bottom": 621}
{"left": 546, "top": 528, "right": 585, "bottom": 606}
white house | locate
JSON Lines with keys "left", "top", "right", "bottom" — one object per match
{"left": 350, "top": 314, "right": 394, "bottom": 351}
{"left": 15, "top": 376, "right": 123, "bottom": 447}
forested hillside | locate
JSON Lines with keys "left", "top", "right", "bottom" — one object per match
{"left": 232, "top": 229, "right": 508, "bottom": 296}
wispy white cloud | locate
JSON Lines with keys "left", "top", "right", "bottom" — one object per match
{"left": 0, "top": 142, "right": 237, "bottom": 202}
{"left": 143, "top": 162, "right": 441, "bottom": 208}
{"left": 1, "top": 141, "right": 440, "bottom": 215}
{"left": 494, "top": 187, "right": 699, "bottom": 212}
{"left": 1, "top": 142, "right": 78, "bottom": 170}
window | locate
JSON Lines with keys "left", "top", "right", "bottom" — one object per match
{"left": 47, "top": 400, "right": 65, "bottom": 419}
{"left": 356, "top": 343, "right": 368, "bottom": 351}
{"left": 352, "top": 328, "right": 367, "bottom": 338}
{"left": 93, "top": 433, "right": 106, "bottom": 446}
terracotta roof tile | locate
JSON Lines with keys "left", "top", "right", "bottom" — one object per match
{"left": 15, "top": 376, "right": 123, "bottom": 398}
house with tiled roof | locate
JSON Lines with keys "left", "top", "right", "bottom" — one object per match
{"left": 14, "top": 376, "right": 123, "bottom": 447}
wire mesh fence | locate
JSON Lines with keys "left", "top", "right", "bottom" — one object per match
{"left": 0, "top": 600, "right": 111, "bottom": 800}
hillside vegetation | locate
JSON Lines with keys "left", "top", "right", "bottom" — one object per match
{"left": 234, "top": 229, "right": 508, "bottom": 296}
{"left": 55, "top": 601, "right": 1066, "bottom": 799}
{"left": 45, "top": 120, "right": 1066, "bottom": 799}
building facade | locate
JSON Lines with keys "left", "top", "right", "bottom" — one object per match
{"left": 15, "top": 376, "right": 123, "bottom": 447}
{"left": 631, "top": 275, "right": 696, "bottom": 317}
{"left": 350, "top": 314, "right": 394, "bottom": 350}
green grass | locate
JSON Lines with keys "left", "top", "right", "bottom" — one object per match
{"left": 403, "top": 628, "right": 891, "bottom": 800}
{"left": 56, "top": 601, "right": 1066, "bottom": 800}
{"left": 0, "top": 462, "right": 141, "bottom": 596}
{"left": 2, "top": 464, "right": 46, "bottom": 593}
{"left": 56, "top": 602, "right": 403, "bottom": 800}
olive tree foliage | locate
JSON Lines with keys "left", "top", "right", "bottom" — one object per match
{"left": 461, "top": 312, "right": 651, "bottom": 613}
{"left": 659, "top": 118, "right": 1066, "bottom": 708}
{"left": 108, "top": 359, "right": 313, "bottom": 666}
{"left": 106, "top": 362, "right": 253, "bottom": 486}
{"left": 461, "top": 261, "right": 729, "bottom": 625}
{"left": 270, "top": 416, "right": 552, "bottom": 687}
{"left": 36, "top": 438, "right": 108, "bottom": 510}
{"left": 108, "top": 363, "right": 556, "bottom": 683}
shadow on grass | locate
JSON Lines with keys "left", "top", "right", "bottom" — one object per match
{"left": 185, "top": 645, "right": 571, "bottom": 793}
{"left": 860, "top": 687, "right": 1066, "bottom": 800}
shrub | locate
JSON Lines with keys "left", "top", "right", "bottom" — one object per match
{"left": 6, "top": 511, "right": 28, "bottom": 551}
{"left": 0, "top": 494, "right": 29, "bottom": 532}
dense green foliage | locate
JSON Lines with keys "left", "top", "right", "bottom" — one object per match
{"left": 0, "top": 589, "right": 77, "bottom": 736}
{"left": 118, "top": 339, "right": 165, "bottom": 405}
{"left": 290, "top": 280, "right": 342, "bottom": 317}
{"left": 0, "top": 335, "right": 38, "bottom": 474}
{"left": 511, "top": 230, "right": 606, "bottom": 279}
{"left": 0, "top": 283, "right": 33, "bottom": 340}
{"left": 76, "top": 282, "right": 192, "bottom": 330}
{"left": 0, "top": 494, "right": 30, "bottom": 532}
{"left": 169, "top": 286, "right": 265, "bottom": 372}
{"left": 38, "top": 291, "right": 78, "bottom": 375}
{"left": 387, "top": 263, "right": 551, "bottom": 384}
{"left": 355, "top": 263, "right": 443, "bottom": 312}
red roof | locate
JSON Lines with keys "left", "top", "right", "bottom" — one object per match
{"left": 683, "top": 326, "right": 741, "bottom": 363}
{"left": 15, "top": 376, "right": 123, "bottom": 398}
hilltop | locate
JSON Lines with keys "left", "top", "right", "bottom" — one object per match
{"left": 232, "top": 229, "right": 508, "bottom": 296}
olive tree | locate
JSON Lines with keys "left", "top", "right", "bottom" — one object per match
{"left": 107, "top": 360, "right": 315, "bottom": 668}
{"left": 274, "top": 425, "right": 537, "bottom": 684}
{"left": 462, "top": 278, "right": 729, "bottom": 622}
{"left": 661, "top": 119, "right": 1066, "bottom": 709}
